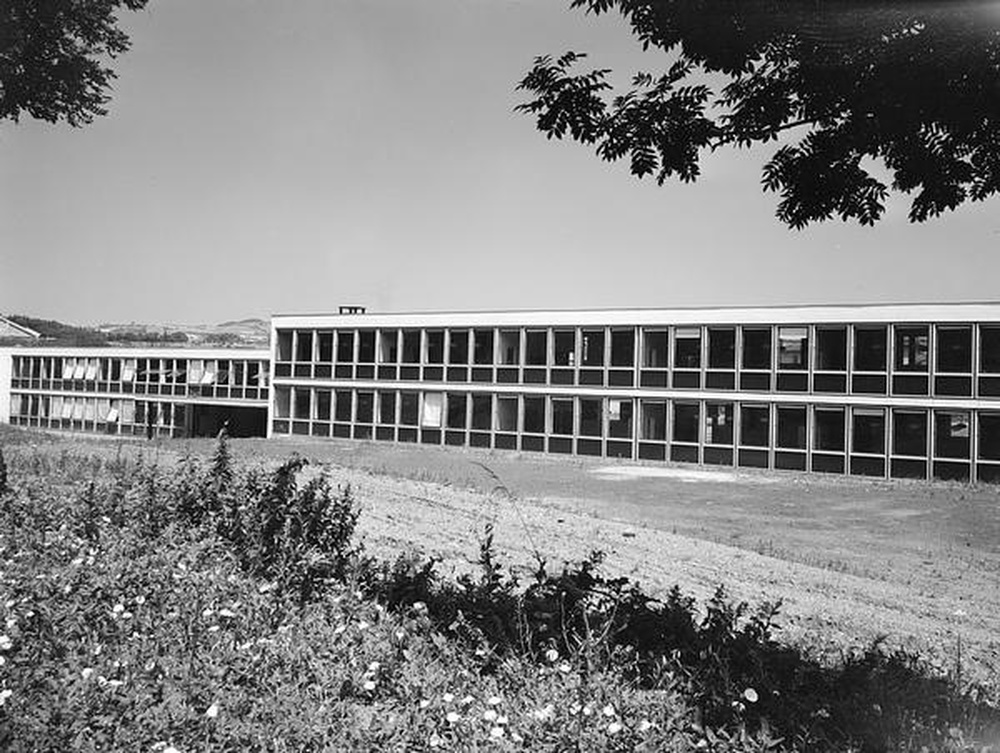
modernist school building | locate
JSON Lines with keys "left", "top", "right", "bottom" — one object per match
{"left": 4, "top": 303, "right": 1000, "bottom": 483}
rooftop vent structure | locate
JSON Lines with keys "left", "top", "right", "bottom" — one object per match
{"left": 339, "top": 305, "right": 366, "bottom": 315}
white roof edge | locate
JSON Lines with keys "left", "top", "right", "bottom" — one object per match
{"left": 0, "top": 346, "right": 271, "bottom": 359}
{"left": 271, "top": 302, "right": 1000, "bottom": 328}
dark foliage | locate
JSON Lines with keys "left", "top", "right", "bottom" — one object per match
{"left": 517, "top": 0, "right": 1000, "bottom": 227}
{"left": 5, "top": 315, "right": 108, "bottom": 346}
{"left": 0, "top": 0, "right": 148, "bottom": 126}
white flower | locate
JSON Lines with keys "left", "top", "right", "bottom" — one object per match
{"left": 367, "top": 661, "right": 380, "bottom": 673}
{"left": 497, "top": 715, "right": 508, "bottom": 725}
{"left": 205, "top": 702, "right": 219, "bottom": 719}
{"left": 357, "top": 621, "right": 370, "bottom": 630}
{"left": 112, "top": 604, "right": 125, "bottom": 615}
{"left": 363, "top": 680, "right": 376, "bottom": 692}
{"left": 419, "top": 699, "right": 430, "bottom": 709}
{"left": 460, "top": 694, "right": 474, "bottom": 705}
{"left": 446, "top": 711, "right": 460, "bottom": 724}
{"left": 429, "top": 732, "right": 443, "bottom": 748}
{"left": 0, "top": 657, "right": 4, "bottom": 667}
{"left": 0, "top": 635, "right": 12, "bottom": 651}
{"left": 218, "top": 608, "right": 236, "bottom": 619}
{"left": 0, "top": 689, "right": 12, "bottom": 705}
{"left": 602, "top": 703, "right": 616, "bottom": 717}
{"left": 743, "top": 687, "right": 759, "bottom": 704}
{"left": 135, "top": 595, "right": 146, "bottom": 605}
{"left": 412, "top": 601, "right": 428, "bottom": 614}
{"left": 638, "top": 719, "right": 653, "bottom": 732}
{"left": 334, "top": 624, "right": 346, "bottom": 635}
{"left": 582, "top": 704, "right": 593, "bottom": 717}
{"left": 511, "top": 732, "right": 523, "bottom": 743}
{"left": 395, "top": 629, "right": 406, "bottom": 640}
{"left": 545, "top": 648, "right": 559, "bottom": 662}
{"left": 483, "top": 709, "right": 498, "bottom": 722}
{"left": 81, "top": 667, "right": 94, "bottom": 680}
{"left": 487, "top": 695, "right": 502, "bottom": 706}
{"left": 489, "top": 726, "right": 505, "bottom": 739}
{"left": 535, "top": 703, "right": 556, "bottom": 720}
{"left": 201, "top": 609, "right": 214, "bottom": 619}
{"left": 607, "top": 721, "right": 623, "bottom": 734}
{"left": 443, "top": 692, "right": 455, "bottom": 703}
{"left": 558, "top": 661, "right": 572, "bottom": 673}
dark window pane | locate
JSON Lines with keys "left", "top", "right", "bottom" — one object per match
{"left": 642, "top": 330, "right": 668, "bottom": 367}
{"left": 936, "top": 326, "right": 971, "bottom": 373}
{"left": 335, "top": 390, "right": 352, "bottom": 421}
{"left": 608, "top": 398, "right": 632, "bottom": 438}
{"left": 552, "top": 399, "right": 574, "bottom": 435}
{"left": 980, "top": 326, "right": 1000, "bottom": 373}
{"left": 742, "top": 328, "right": 771, "bottom": 370}
{"left": 854, "top": 326, "right": 887, "bottom": 371}
{"left": 641, "top": 401, "right": 667, "bottom": 440}
{"left": 776, "top": 406, "right": 806, "bottom": 449}
{"left": 499, "top": 330, "right": 520, "bottom": 365}
{"left": 778, "top": 327, "right": 808, "bottom": 370}
{"left": 581, "top": 330, "right": 604, "bottom": 367}
{"left": 674, "top": 329, "right": 701, "bottom": 369}
{"left": 471, "top": 394, "right": 491, "bottom": 430}
{"left": 318, "top": 332, "right": 334, "bottom": 362}
{"left": 816, "top": 328, "right": 847, "bottom": 371}
{"left": 852, "top": 409, "right": 885, "bottom": 454}
{"left": 708, "top": 328, "right": 735, "bottom": 369}
{"left": 401, "top": 393, "right": 420, "bottom": 425}
{"left": 610, "top": 329, "right": 635, "bottom": 367}
{"left": 554, "top": 330, "right": 576, "bottom": 366}
{"left": 473, "top": 330, "right": 494, "bottom": 364}
{"left": 580, "top": 398, "right": 602, "bottom": 436}
{"left": 426, "top": 331, "right": 445, "bottom": 364}
{"left": 356, "top": 392, "right": 374, "bottom": 423}
{"left": 705, "top": 402, "right": 733, "bottom": 445}
{"left": 337, "top": 331, "right": 355, "bottom": 362}
{"left": 895, "top": 326, "right": 929, "bottom": 372}
{"left": 295, "top": 331, "right": 313, "bottom": 362}
{"left": 523, "top": 396, "right": 544, "bottom": 433}
{"left": 526, "top": 330, "right": 547, "bottom": 366}
{"left": 402, "top": 331, "right": 421, "bottom": 363}
{"left": 673, "top": 403, "right": 700, "bottom": 443}
{"left": 446, "top": 393, "right": 466, "bottom": 429}
{"left": 814, "top": 409, "right": 845, "bottom": 452}
{"left": 978, "top": 413, "right": 1000, "bottom": 460}
{"left": 893, "top": 410, "right": 927, "bottom": 456}
{"left": 740, "top": 406, "right": 769, "bottom": 447}
{"left": 379, "top": 392, "right": 396, "bottom": 424}
{"left": 448, "top": 331, "right": 469, "bottom": 364}
{"left": 935, "top": 411, "right": 970, "bottom": 458}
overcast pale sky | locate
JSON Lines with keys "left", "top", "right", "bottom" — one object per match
{"left": 1, "top": 0, "right": 998, "bottom": 325}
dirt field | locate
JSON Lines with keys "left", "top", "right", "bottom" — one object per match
{"left": 9, "top": 429, "right": 1000, "bottom": 695}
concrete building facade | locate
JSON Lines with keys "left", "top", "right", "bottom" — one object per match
{"left": 4, "top": 303, "right": 1000, "bottom": 483}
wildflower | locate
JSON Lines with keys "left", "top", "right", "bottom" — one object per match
{"left": 208, "top": 625, "right": 220, "bottom": 633}
{"left": 638, "top": 719, "right": 653, "bottom": 732}
{"left": 412, "top": 601, "right": 428, "bottom": 615}
{"left": 487, "top": 695, "right": 501, "bottom": 706}
{"left": 107, "top": 680, "right": 124, "bottom": 688}
{"left": 497, "top": 715, "right": 508, "bottom": 725}
{"left": 334, "top": 624, "right": 346, "bottom": 635}
{"left": 483, "top": 709, "right": 498, "bottom": 722}
{"left": 111, "top": 604, "right": 125, "bottom": 616}
{"left": 81, "top": 667, "right": 94, "bottom": 680}
{"left": 489, "top": 726, "right": 505, "bottom": 739}
{"left": 0, "top": 657, "right": 4, "bottom": 667}
{"left": 558, "top": 661, "right": 572, "bottom": 674}
{"left": 567, "top": 702, "right": 581, "bottom": 717}
{"left": 367, "top": 661, "right": 380, "bottom": 673}
{"left": 419, "top": 699, "right": 430, "bottom": 709}
{"left": 602, "top": 703, "right": 616, "bottom": 717}
{"left": 357, "top": 621, "right": 370, "bottom": 630}
{"left": 607, "top": 721, "right": 623, "bottom": 734}
{"left": 0, "top": 635, "right": 12, "bottom": 651}
{"left": 446, "top": 711, "right": 460, "bottom": 724}
{"left": 205, "top": 703, "right": 219, "bottom": 719}
{"left": 583, "top": 704, "right": 593, "bottom": 717}
{"left": 0, "top": 689, "right": 12, "bottom": 705}
{"left": 135, "top": 595, "right": 146, "bottom": 606}
{"left": 443, "top": 692, "right": 455, "bottom": 703}
{"left": 743, "top": 687, "right": 759, "bottom": 704}
{"left": 395, "top": 629, "right": 406, "bottom": 640}
{"left": 363, "top": 680, "right": 376, "bottom": 692}
{"left": 460, "top": 695, "right": 474, "bottom": 705}
{"left": 201, "top": 608, "right": 214, "bottom": 619}
{"left": 511, "top": 732, "right": 523, "bottom": 743}
{"left": 545, "top": 648, "right": 559, "bottom": 662}
{"left": 4, "top": 618, "right": 14, "bottom": 630}
{"left": 218, "top": 608, "right": 236, "bottom": 619}
{"left": 258, "top": 583, "right": 272, "bottom": 594}
{"left": 429, "top": 733, "right": 443, "bottom": 748}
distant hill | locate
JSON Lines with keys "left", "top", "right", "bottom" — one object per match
{"left": 2, "top": 315, "right": 269, "bottom": 348}
{"left": 4, "top": 315, "right": 108, "bottom": 346}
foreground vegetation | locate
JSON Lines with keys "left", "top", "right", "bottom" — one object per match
{"left": 0, "top": 429, "right": 997, "bottom": 751}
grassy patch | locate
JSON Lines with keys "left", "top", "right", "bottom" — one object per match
{"left": 0, "top": 429, "right": 997, "bottom": 751}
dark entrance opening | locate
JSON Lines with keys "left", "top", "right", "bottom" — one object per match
{"left": 188, "top": 404, "right": 267, "bottom": 438}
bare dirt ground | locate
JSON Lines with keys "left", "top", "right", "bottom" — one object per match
{"left": 10, "top": 429, "right": 1000, "bottom": 696}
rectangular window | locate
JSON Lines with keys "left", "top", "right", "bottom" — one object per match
{"left": 293, "top": 388, "right": 311, "bottom": 420}
{"left": 525, "top": 330, "right": 547, "bottom": 366}
{"left": 980, "top": 326, "right": 1000, "bottom": 373}
{"left": 610, "top": 329, "right": 635, "bottom": 367}
{"left": 356, "top": 392, "right": 374, "bottom": 423}
{"left": 425, "top": 331, "right": 445, "bottom": 364}
{"left": 642, "top": 329, "right": 668, "bottom": 368}
{"left": 814, "top": 408, "right": 845, "bottom": 452}
{"left": 378, "top": 391, "right": 396, "bottom": 424}
{"left": 523, "top": 396, "right": 544, "bottom": 433}
{"left": 936, "top": 326, "right": 972, "bottom": 373}
{"left": 816, "top": 327, "right": 847, "bottom": 371}
{"left": 776, "top": 406, "right": 806, "bottom": 449}
{"left": 276, "top": 331, "right": 293, "bottom": 361}
{"left": 357, "top": 331, "right": 376, "bottom": 363}
{"left": 608, "top": 398, "right": 633, "bottom": 438}
{"left": 499, "top": 330, "right": 520, "bottom": 366}
{"left": 554, "top": 330, "right": 576, "bottom": 366}
{"left": 446, "top": 393, "right": 467, "bottom": 429}
{"left": 496, "top": 396, "right": 518, "bottom": 432}
{"left": 978, "top": 413, "right": 1000, "bottom": 460}
{"left": 707, "top": 328, "right": 735, "bottom": 369}
{"left": 640, "top": 401, "right": 667, "bottom": 440}
{"left": 740, "top": 406, "right": 769, "bottom": 447}
{"left": 674, "top": 328, "right": 701, "bottom": 369}
{"left": 274, "top": 387, "right": 291, "bottom": 419}
{"left": 421, "top": 393, "right": 443, "bottom": 427}
{"left": 379, "top": 331, "right": 398, "bottom": 363}
{"left": 893, "top": 410, "right": 927, "bottom": 456}
{"left": 318, "top": 331, "right": 334, "bottom": 362}
{"left": 854, "top": 326, "right": 887, "bottom": 371}
{"left": 400, "top": 393, "right": 419, "bottom": 425}
{"left": 935, "top": 411, "right": 970, "bottom": 458}
{"left": 471, "top": 394, "right": 492, "bottom": 430}
{"left": 895, "top": 326, "right": 929, "bottom": 371}
{"left": 448, "top": 331, "right": 469, "bottom": 364}
{"left": 581, "top": 329, "right": 605, "bottom": 367}
{"left": 473, "top": 329, "right": 494, "bottom": 364}
{"left": 579, "top": 398, "right": 602, "bottom": 436}
{"left": 778, "top": 327, "right": 808, "bottom": 370}
{"left": 402, "top": 330, "right": 421, "bottom": 363}
{"left": 852, "top": 408, "right": 885, "bottom": 454}
{"left": 335, "top": 390, "right": 353, "bottom": 422}
{"left": 552, "top": 398, "right": 574, "bottom": 435}
{"left": 316, "top": 390, "right": 332, "bottom": 421}
{"left": 336, "top": 331, "right": 355, "bottom": 362}
{"left": 295, "top": 331, "right": 313, "bottom": 362}
{"left": 705, "top": 403, "right": 733, "bottom": 445}
{"left": 673, "top": 403, "right": 700, "bottom": 443}
{"left": 743, "top": 327, "right": 771, "bottom": 371}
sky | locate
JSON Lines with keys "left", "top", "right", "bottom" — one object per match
{"left": 1, "top": 0, "right": 999, "bottom": 326}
